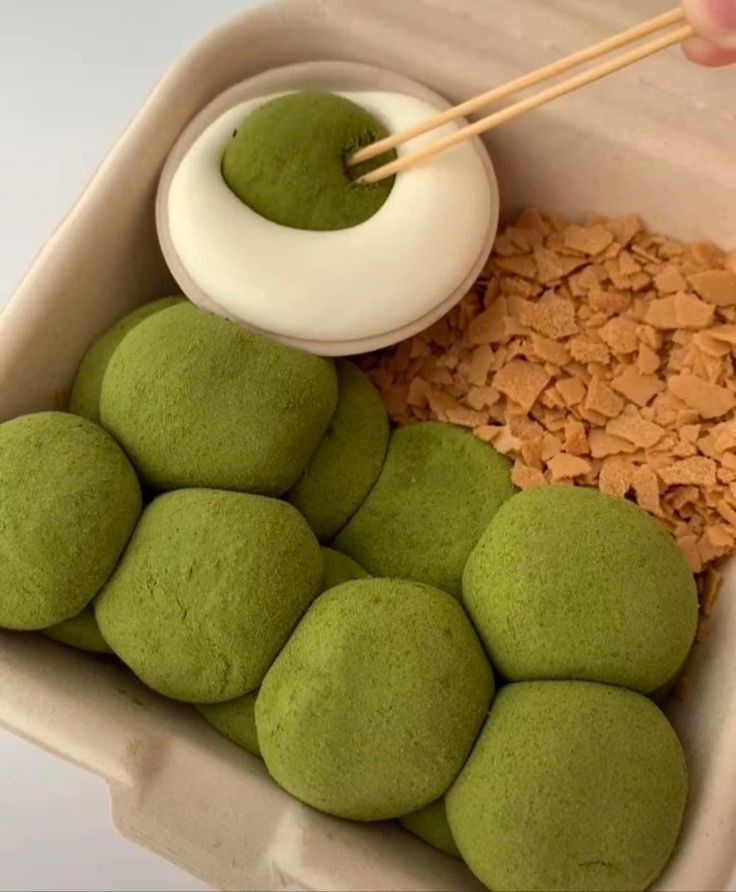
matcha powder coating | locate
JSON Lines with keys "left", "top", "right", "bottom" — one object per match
{"left": 96, "top": 490, "right": 323, "bottom": 703}
{"left": 446, "top": 682, "right": 688, "bottom": 892}
{"left": 0, "top": 412, "right": 142, "bottom": 630}
{"left": 289, "top": 361, "right": 389, "bottom": 541}
{"left": 463, "top": 486, "right": 698, "bottom": 693}
{"left": 257, "top": 578, "right": 494, "bottom": 821}
{"left": 198, "top": 690, "right": 261, "bottom": 758}
{"left": 320, "top": 547, "right": 369, "bottom": 591}
{"left": 222, "top": 91, "right": 396, "bottom": 231}
{"left": 69, "top": 297, "right": 183, "bottom": 424}
{"left": 44, "top": 604, "right": 112, "bottom": 654}
{"left": 99, "top": 302, "right": 338, "bottom": 494}
{"left": 335, "top": 422, "right": 516, "bottom": 597}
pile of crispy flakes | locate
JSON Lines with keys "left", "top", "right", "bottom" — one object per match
{"left": 362, "top": 209, "right": 736, "bottom": 628}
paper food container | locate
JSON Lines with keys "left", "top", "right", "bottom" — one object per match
{"left": 0, "top": 1, "right": 735, "bottom": 890}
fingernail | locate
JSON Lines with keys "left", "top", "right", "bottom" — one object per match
{"left": 707, "top": 0, "right": 736, "bottom": 29}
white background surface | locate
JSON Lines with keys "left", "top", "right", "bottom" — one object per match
{"left": 0, "top": 2, "right": 264, "bottom": 889}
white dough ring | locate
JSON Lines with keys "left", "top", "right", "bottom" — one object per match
{"left": 157, "top": 62, "right": 500, "bottom": 355}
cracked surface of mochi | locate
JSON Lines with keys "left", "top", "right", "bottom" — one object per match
{"left": 334, "top": 422, "right": 515, "bottom": 597}
{"left": 256, "top": 578, "right": 494, "bottom": 821}
{"left": 0, "top": 412, "right": 141, "bottom": 630}
{"left": 99, "top": 302, "right": 337, "bottom": 494}
{"left": 96, "top": 490, "right": 323, "bottom": 703}
{"left": 447, "top": 681, "right": 688, "bottom": 892}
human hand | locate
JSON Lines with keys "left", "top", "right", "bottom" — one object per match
{"left": 682, "top": 0, "right": 736, "bottom": 66}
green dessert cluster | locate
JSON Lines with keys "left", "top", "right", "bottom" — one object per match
{"left": 0, "top": 296, "right": 697, "bottom": 892}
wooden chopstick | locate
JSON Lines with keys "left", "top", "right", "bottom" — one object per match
{"left": 356, "top": 16, "right": 694, "bottom": 185}
{"left": 350, "top": 7, "right": 686, "bottom": 168}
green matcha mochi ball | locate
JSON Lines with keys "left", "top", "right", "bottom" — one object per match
{"left": 290, "top": 362, "right": 389, "bottom": 541}
{"left": 44, "top": 604, "right": 112, "bottom": 654}
{"left": 69, "top": 297, "right": 183, "bottom": 424}
{"left": 401, "top": 799, "right": 461, "bottom": 860}
{"left": 0, "top": 412, "right": 142, "bottom": 630}
{"left": 99, "top": 302, "right": 338, "bottom": 494}
{"left": 334, "top": 423, "right": 516, "bottom": 597}
{"left": 463, "top": 486, "right": 698, "bottom": 693}
{"left": 447, "top": 681, "right": 688, "bottom": 892}
{"left": 222, "top": 91, "right": 396, "bottom": 231}
{"left": 320, "top": 547, "right": 369, "bottom": 590}
{"left": 257, "top": 578, "right": 494, "bottom": 821}
{"left": 198, "top": 690, "right": 261, "bottom": 757}
{"left": 96, "top": 490, "right": 323, "bottom": 703}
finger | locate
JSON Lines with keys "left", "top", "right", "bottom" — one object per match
{"left": 682, "top": 33, "right": 736, "bottom": 65}
{"left": 681, "top": 0, "right": 736, "bottom": 49}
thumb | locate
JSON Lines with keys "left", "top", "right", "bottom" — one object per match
{"left": 681, "top": 0, "right": 736, "bottom": 49}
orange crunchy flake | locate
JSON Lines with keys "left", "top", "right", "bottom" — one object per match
{"left": 467, "top": 299, "right": 507, "bottom": 344}
{"left": 494, "top": 359, "right": 551, "bottom": 413}
{"left": 519, "top": 294, "right": 578, "bottom": 340}
{"left": 606, "top": 215, "right": 642, "bottom": 245}
{"left": 564, "top": 420, "right": 589, "bottom": 456}
{"left": 588, "top": 430, "right": 636, "bottom": 459}
{"left": 631, "top": 465, "right": 661, "bottom": 516}
{"left": 473, "top": 424, "right": 503, "bottom": 444}
{"left": 468, "top": 345, "right": 494, "bottom": 387}
{"left": 636, "top": 344, "right": 661, "bottom": 375}
{"left": 599, "top": 316, "right": 639, "bottom": 355}
{"left": 556, "top": 376, "right": 587, "bottom": 407}
{"left": 565, "top": 224, "right": 614, "bottom": 256}
{"left": 659, "top": 457, "right": 718, "bottom": 487}
{"left": 531, "top": 333, "right": 571, "bottom": 366}
{"left": 674, "top": 291, "right": 715, "bottom": 330}
{"left": 539, "top": 432, "right": 563, "bottom": 462}
{"left": 533, "top": 247, "right": 565, "bottom": 284}
{"left": 655, "top": 266, "right": 688, "bottom": 294}
{"left": 548, "top": 452, "right": 592, "bottom": 481}
{"left": 407, "top": 377, "right": 431, "bottom": 408}
{"left": 606, "top": 411, "right": 665, "bottom": 449}
{"left": 646, "top": 297, "right": 679, "bottom": 330}
{"left": 445, "top": 406, "right": 489, "bottom": 428}
{"left": 706, "top": 324, "right": 736, "bottom": 345}
{"left": 610, "top": 368, "right": 664, "bottom": 407}
{"left": 689, "top": 269, "right": 736, "bottom": 306}
{"left": 585, "top": 376, "right": 624, "bottom": 419}
{"left": 599, "top": 456, "right": 633, "bottom": 498}
{"left": 512, "top": 462, "right": 547, "bottom": 490}
{"left": 569, "top": 335, "right": 610, "bottom": 365}
{"left": 494, "top": 254, "right": 538, "bottom": 279}
{"left": 693, "top": 332, "right": 731, "bottom": 358}
{"left": 668, "top": 375, "right": 736, "bottom": 420}
{"left": 466, "top": 386, "right": 500, "bottom": 411}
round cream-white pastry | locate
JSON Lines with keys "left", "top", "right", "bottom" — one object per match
{"left": 158, "top": 68, "right": 497, "bottom": 355}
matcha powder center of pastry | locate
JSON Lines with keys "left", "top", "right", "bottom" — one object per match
{"left": 222, "top": 91, "right": 396, "bottom": 231}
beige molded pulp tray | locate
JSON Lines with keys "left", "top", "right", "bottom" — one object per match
{"left": 1, "top": 1, "right": 735, "bottom": 890}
